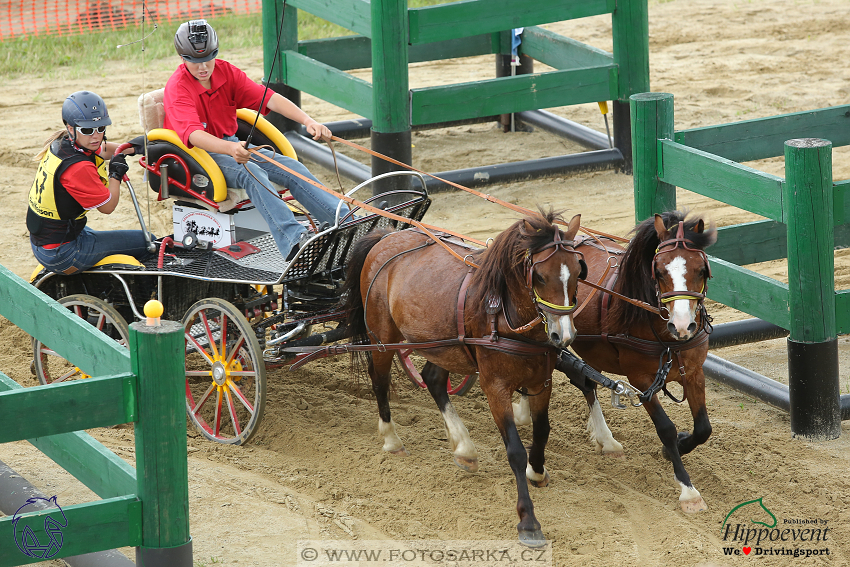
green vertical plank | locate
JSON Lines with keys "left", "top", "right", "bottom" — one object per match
{"left": 371, "top": 0, "right": 409, "bottom": 134}
{"left": 783, "top": 138, "right": 835, "bottom": 343}
{"left": 262, "top": 0, "right": 294, "bottom": 84}
{"left": 835, "top": 290, "right": 850, "bottom": 335}
{"left": 630, "top": 92, "right": 675, "bottom": 222}
{"left": 132, "top": 320, "right": 190, "bottom": 550}
{"left": 612, "top": 0, "right": 650, "bottom": 101}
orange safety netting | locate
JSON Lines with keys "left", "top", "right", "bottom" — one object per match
{"left": 0, "top": 0, "right": 262, "bottom": 41}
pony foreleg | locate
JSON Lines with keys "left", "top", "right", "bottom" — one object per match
{"left": 644, "top": 397, "right": 707, "bottom": 513}
{"left": 584, "top": 390, "right": 624, "bottom": 459}
{"left": 525, "top": 392, "right": 551, "bottom": 488}
{"left": 512, "top": 394, "right": 532, "bottom": 426}
{"left": 500, "top": 417, "right": 546, "bottom": 547}
{"left": 422, "top": 362, "right": 478, "bottom": 472}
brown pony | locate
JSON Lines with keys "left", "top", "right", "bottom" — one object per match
{"left": 341, "top": 210, "right": 584, "bottom": 547}
{"left": 568, "top": 211, "right": 716, "bottom": 512}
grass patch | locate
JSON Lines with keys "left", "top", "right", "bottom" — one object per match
{"left": 0, "top": 0, "right": 452, "bottom": 79}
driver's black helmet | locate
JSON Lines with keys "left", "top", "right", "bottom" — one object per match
{"left": 174, "top": 19, "right": 219, "bottom": 63}
{"left": 62, "top": 91, "right": 112, "bottom": 128}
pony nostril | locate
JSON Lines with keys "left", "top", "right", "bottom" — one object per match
{"left": 667, "top": 322, "right": 678, "bottom": 336}
{"left": 688, "top": 322, "right": 697, "bottom": 334}
{"left": 550, "top": 332, "right": 560, "bottom": 343}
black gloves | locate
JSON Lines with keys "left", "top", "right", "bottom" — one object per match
{"left": 108, "top": 154, "right": 129, "bottom": 181}
{"left": 127, "top": 135, "right": 146, "bottom": 156}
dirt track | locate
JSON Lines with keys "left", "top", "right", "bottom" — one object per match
{"left": 1, "top": 0, "right": 849, "bottom": 565}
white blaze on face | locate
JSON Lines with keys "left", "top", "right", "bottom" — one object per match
{"left": 665, "top": 256, "right": 694, "bottom": 332}
{"left": 554, "top": 263, "right": 576, "bottom": 344}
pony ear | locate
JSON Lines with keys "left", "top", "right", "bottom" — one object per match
{"left": 695, "top": 219, "right": 705, "bottom": 234}
{"left": 653, "top": 214, "right": 668, "bottom": 240}
{"left": 522, "top": 219, "right": 535, "bottom": 235}
{"left": 564, "top": 214, "right": 581, "bottom": 241}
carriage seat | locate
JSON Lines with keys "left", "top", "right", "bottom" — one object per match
{"left": 137, "top": 88, "right": 299, "bottom": 213}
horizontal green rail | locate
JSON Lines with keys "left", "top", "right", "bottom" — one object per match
{"left": 298, "top": 33, "right": 494, "bottom": 71}
{"left": 411, "top": 66, "right": 616, "bottom": 125}
{"left": 522, "top": 26, "right": 613, "bottom": 70}
{"left": 0, "top": 372, "right": 135, "bottom": 499}
{"left": 711, "top": 220, "right": 787, "bottom": 265}
{"left": 707, "top": 256, "right": 790, "bottom": 329}
{"left": 659, "top": 139, "right": 785, "bottom": 222}
{"left": 0, "top": 495, "right": 141, "bottom": 567}
{"left": 675, "top": 104, "right": 850, "bottom": 162}
{"left": 0, "top": 373, "right": 136, "bottom": 444}
{"left": 836, "top": 290, "right": 850, "bottom": 335}
{"left": 284, "top": 51, "right": 373, "bottom": 119}
{"left": 290, "top": 0, "right": 371, "bottom": 37}
{"left": 408, "top": 0, "right": 614, "bottom": 45}
{"left": 0, "top": 265, "right": 129, "bottom": 377}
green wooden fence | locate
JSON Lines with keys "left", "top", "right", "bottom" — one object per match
{"left": 0, "top": 264, "right": 191, "bottom": 566}
{"left": 631, "top": 92, "right": 849, "bottom": 440}
{"left": 266, "top": 0, "right": 648, "bottom": 127}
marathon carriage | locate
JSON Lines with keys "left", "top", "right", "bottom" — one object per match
{"left": 29, "top": 90, "right": 445, "bottom": 445}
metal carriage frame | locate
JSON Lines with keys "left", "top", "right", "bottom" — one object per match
{"left": 30, "top": 171, "right": 446, "bottom": 445}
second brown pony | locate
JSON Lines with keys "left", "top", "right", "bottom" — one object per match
{"left": 341, "top": 211, "right": 584, "bottom": 547}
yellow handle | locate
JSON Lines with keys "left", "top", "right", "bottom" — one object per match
{"left": 597, "top": 101, "right": 609, "bottom": 115}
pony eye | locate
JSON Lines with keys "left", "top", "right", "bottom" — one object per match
{"left": 534, "top": 273, "right": 545, "bottom": 285}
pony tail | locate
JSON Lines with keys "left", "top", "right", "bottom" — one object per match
{"left": 34, "top": 130, "right": 67, "bottom": 162}
{"left": 340, "top": 228, "right": 393, "bottom": 352}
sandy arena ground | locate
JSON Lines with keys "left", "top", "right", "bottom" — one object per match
{"left": 1, "top": 0, "right": 849, "bottom": 565}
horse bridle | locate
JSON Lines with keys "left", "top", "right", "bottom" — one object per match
{"left": 651, "top": 221, "right": 712, "bottom": 320}
{"left": 509, "top": 227, "right": 588, "bottom": 335}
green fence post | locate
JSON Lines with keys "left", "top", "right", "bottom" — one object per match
{"left": 630, "top": 92, "right": 676, "bottom": 223}
{"left": 783, "top": 138, "right": 840, "bottom": 441}
{"left": 370, "top": 0, "right": 412, "bottom": 201}
{"left": 612, "top": 0, "right": 650, "bottom": 174}
{"left": 263, "top": 0, "right": 302, "bottom": 133}
{"left": 131, "top": 317, "right": 192, "bottom": 566}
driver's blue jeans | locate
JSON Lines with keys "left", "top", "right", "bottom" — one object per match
{"left": 210, "top": 137, "right": 347, "bottom": 256}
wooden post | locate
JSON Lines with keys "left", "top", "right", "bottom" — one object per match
{"left": 630, "top": 92, "right": 676, "bottom": 223}
{"left": 370, "top": 0, "right": 412, "bottom": 201}
{"left": 131, "top": 319, "right": 193, "bottom": 566}
{"left": 783, "top": 138, "right": 840, "bottom": 441}
{"left": 612, "top": 0, "right": 650, "bottom": 174}
{"left": 263, "top": 0, "right": 302, "bottom": 133}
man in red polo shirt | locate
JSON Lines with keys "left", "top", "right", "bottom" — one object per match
{"left": 163, "top": 19, "right": 346, "bottom": 261}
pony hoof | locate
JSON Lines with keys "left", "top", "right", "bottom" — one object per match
{"left": 680, "top": 496, "right": 708, "bottom": 513}
{"left": 388, "top": 447, "right": 410, "bottom": 457}
{"left": 518, "top": 528, "right": 547, "bottom": 548}
{"left": 453, "top": 455, "right": 479, "bottom": 473}
{"left": 528, "top": 470, "right": 550, "bottom": 488}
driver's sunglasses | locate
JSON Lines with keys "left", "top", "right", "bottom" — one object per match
{"left": 76, "top": 126, "right": 107, "bottom": 135}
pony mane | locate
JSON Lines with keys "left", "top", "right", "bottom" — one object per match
{"left": 611, "top": 211, "right": 717, "bottom": 331}
{"left": 468, "top": 209, "right": 566, "bottom": 324}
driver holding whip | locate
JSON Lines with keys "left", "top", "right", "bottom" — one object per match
{"left": 163, "top": 19, "right": 346, "bottom": 261}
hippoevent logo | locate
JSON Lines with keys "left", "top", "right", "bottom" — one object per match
{"left": 720, "top": 497, "right": 831, "bottom": 558}
{"left": 11, "top": 496, "right": 68, "bottom": 559}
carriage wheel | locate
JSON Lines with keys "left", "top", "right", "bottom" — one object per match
{"left": 33, "top": 294, "right": 129, "bottom": 385}
{"left": 397, "top": 349, "right": 478, "bottom": 396}
{"left": 182, "top": 298, "right": 266, "bottom": 445}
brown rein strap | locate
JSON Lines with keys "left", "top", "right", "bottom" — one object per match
{"left": 578, "top": 275, "right": 663, "bottom": 316}
{"left": 248, "top": 148, "right": 484, "bottom": 268}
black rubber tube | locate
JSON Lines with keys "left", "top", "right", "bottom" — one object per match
{"left": 0, "top": 459, "right": 136, "bottom": 567}
{"left": 284, "top": 132, "right": 371, "bottom": 184}
{"left": 516, "top": 110, "right": 611, "bottom": 150}
{"left": 708, "top": 318, "right": 789, "bottom": 349}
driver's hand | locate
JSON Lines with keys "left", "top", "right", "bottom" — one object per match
{"left": 230, "top": 140, "right": 251, "bottom": 164}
